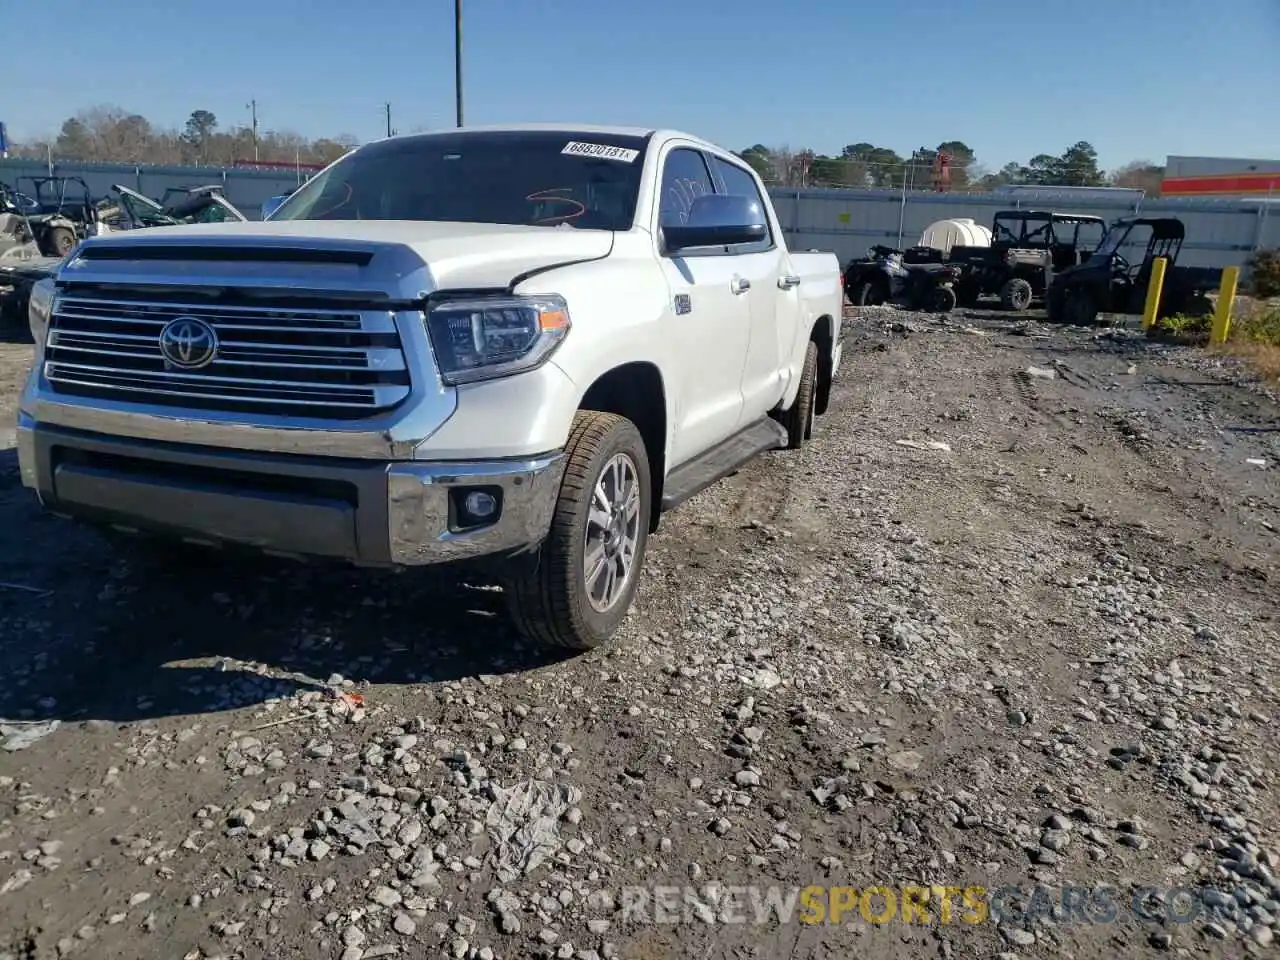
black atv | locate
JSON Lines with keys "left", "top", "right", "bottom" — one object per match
{"left": 844, "top": 245, "right": 961, "bottom": 313}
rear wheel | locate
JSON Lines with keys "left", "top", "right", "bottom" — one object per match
{"left": 849, "top": 281, "right": 877, "bottom": 307}
{"left": 1000, "top": 277, "right": 1034, "bottom": 311}
{"left": 927, "top": 285, "right": 957, "bottom": 313}
{"left": 505, "top": 411, "right": 651, "bottom": 650}
{"left": 783, "top": 342, "right": 819, "bottom": 449}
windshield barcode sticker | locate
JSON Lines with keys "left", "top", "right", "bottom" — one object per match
{"left": 562, "top": 141, "right": 639, "bottom": 163}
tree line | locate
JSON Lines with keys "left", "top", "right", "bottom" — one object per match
{"left": 736, "top": 141, "right": 1166, "bottom": 195}
{"left": 6, "top": 106, "right": 363, "bottom": 169}
{"left": 5, "top": 105, "right": 1168, "bottom": 196}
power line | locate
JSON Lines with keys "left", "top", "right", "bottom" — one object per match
{"left": 454, "top": 0, "right": 464, "bottom": 127}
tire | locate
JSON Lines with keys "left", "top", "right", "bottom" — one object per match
{"left": 1045, "top": 288, "right": 1066, "bottom": 324}
{"left": 1000, "top": 277, "right": 1034, "bottom": 311}
{"left": 1063, "top": 289, "right": 1100, "bottom": 326}
{"left": 505, "top": 411, "right": 651, "bottom": 650}
{"left": 849, "top": 281, "right": 876, "bottom": 307}
{"left": 928, "top": 285, "right": 957, "bottom": 313}
{"left": 783, "top": 342, "right": 819, "bottom": 449}
{"left": 42, "top": 226, "right": 77, "bottom": 257}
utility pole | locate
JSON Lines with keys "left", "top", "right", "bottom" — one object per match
{"left": 247, "top": 99, "right": 260, "bottom": 162}
{"left": 385, "top": 102, "right": 394, "bottom": 138}
{"left": 454, "top": 0, "right": 464, "bottom": 127}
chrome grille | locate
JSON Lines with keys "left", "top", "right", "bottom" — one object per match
{"left": 43, "top": 295, "right": 410, "bottom": 418}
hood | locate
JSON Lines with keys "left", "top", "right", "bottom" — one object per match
{"left": 110, "top": 184, "right": 165, "bottom": 213}
{"left": 0, "top": 255, "right": 61, "bottom": 280}
{"left": 163, "top": 191, "right": 248, "bottom": 222}
{"left": 74, "top": 219, "right": 615, "bottom": 289}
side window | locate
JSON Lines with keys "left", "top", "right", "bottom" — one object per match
{"left": 712, "top": 156, "right": 774, "bottom": 251}
{"left": 658, "top": 148, "right": 714, "bottom": 229}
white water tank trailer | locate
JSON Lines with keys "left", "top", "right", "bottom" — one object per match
{"left": 918, "top": 218, "right": 991, "bottom": 254}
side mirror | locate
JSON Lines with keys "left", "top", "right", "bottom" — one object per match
{"left": 663, "top": 194, "right": 767, "bottom": 253}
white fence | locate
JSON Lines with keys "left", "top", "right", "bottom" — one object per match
{"left": 3, "top": 158, "right": 1276, "bottom": 272}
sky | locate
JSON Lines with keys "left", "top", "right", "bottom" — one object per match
{"left": 4, "top": 0, "right": 1279, "bottom": 173}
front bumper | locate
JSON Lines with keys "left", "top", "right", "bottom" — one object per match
{"left": 17, "top": 413, "right": 564, "bottom": 566}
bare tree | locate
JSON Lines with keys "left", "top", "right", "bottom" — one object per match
{"left": 10, "top": 104, "right": 374, "bottom": 169}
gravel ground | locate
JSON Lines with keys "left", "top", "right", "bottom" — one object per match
{"left": 0, "top": 306, "right": 1277, "bottom": 960}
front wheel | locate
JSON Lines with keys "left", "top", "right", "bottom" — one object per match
{"left": 1063, "top": 288, "right": 1100, "bottom": 326}
{"left": 505, "top": 411, "right": 651, "bottom": 650}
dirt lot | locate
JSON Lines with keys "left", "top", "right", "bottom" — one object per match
{"left": 1, "top": 307, "right": 1277, "bottom": 960}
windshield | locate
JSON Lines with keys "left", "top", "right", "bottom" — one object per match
{"left": 993, "top": 214, "right": 1053, "bottom": 245}
{"left": 1094, "top": 223, "right": 1134, "bottom": 257}
{"left": 270, "top": 130, "right": 650, "bottom": 230}
{"left": 20, "top": 178, "right": 86, "bottom": 208}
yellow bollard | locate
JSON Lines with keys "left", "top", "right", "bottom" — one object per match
{"left": 1210, "top": 266, "right": 1240, "bottom": 345}
{"left": 1141, "top": 256, "right": 1168, "bottom": 330}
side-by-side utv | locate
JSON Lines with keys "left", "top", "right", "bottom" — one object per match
{"left": 1046, "top": 217, "right": 1222, "bottom": 326}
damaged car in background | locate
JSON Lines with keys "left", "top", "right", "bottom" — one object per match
{"left": 2, "top": 184, "right": 249, "bottom": 332}
{"left": 97, "top": 184, "right": 248, "bottom": 230}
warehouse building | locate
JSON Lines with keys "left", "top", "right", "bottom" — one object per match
{"left": 1162, "top": 155, "right": 1280, "bottom": 198}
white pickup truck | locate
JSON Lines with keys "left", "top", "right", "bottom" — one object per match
{"left": 18, "top": 125, "right": 843, "bottom": 650}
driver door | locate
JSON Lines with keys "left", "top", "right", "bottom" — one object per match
{"left": 656, "top": 147, "right": 751, "bottom": 467}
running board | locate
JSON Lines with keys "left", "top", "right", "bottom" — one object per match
{"left": 661, "top": 417, "right": 789, "bottom": 511}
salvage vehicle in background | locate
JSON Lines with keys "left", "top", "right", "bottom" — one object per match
{"left": 844, "top": 245, "right": 961, "bottom": 312}
{"left": 262, "top": 186, "right": 301, "bottom": 219}
{"left": 1046, "top": 216, "right": 1220, "bottom": 325}
{"left": 1, "top": 182, "right": 41, "bottom": 261}
{"left": 948, "top": 210, "right": 1106, "bottom": 310}
{"left": 19, "top": 125, "right": 843, "bottom": 651}
{"left": 14, "top": 176, "right": 102, "bottom": 256}
{"left": 159, "top": 185, "right": 248, "bottom": 224}
{"left": 98, "top": 184, "right": 248, "bottom": 230}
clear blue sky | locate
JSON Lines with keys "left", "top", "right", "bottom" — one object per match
{"left": 5, "top": 0, "right": 1279, "bottom": 172}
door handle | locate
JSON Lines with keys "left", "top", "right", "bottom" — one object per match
{"left": 730, "top": 276, "right": 751, "bottom": 295}
{"left": 778, "top": 275, "right": 801, "bottom": 290}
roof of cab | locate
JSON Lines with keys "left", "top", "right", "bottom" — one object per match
{"left": 365, "top": 123, "right": 727, "bottom": 153}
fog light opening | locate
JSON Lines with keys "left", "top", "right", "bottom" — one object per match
{"left": 464, "top": 491, "right": 498, "bottom": 519}
{"left": 450, "top": 486, "right": 504, "bottom": 531}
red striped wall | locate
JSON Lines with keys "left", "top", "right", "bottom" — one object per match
{"left": 1161, "top": 171, "right": 1280, "bottom": 196}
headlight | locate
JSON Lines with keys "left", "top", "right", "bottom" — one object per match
{"left": 28, "top": 278, "right": 55, "bottom": 344}
{"left": 425, "top": 295, "right": 570, "bottom": 385}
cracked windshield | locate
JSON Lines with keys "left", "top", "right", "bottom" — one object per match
{"left": 0, "top": 2, "right": 1277, "bottom": 959}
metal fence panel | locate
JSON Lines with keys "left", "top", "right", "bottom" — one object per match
{"left": 773, "top": 187, "right": 1269, "bottom": 270}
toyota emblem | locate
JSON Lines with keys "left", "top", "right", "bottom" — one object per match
{"left": 158, "top": 317, "right": 219, "bottom": 369}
